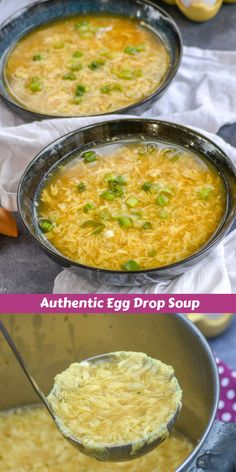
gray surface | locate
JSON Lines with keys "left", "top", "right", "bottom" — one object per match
{"left": 0, "top": 2, "right": 236, "bottom": 294}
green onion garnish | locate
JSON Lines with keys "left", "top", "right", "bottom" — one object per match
{"left": 77, "top": 182, "right": 86, "bottom": 192}
{"left": 197, "top": 186, "right": 213, "bottom": 200}
{"left": 122, "top": 260, "right": 140, "bottom": 271}
{"left": 99, "top": 209, "right": 110, "bottom": 220}
{"left": 88, "top": 59, "right": 105, "bottom": 70}
{"left": 143, "top": 221, "right": 152, "bottom": 229}
{"left": 118, "top": 216, "right": 132, "bottom": 228}
{"left": 148, "top": 249, "right": 157, "bottom": 257}
{"left": 38, "top": 218, "right": 54, "bottom": 233}
{"left": 53, "top": 42, "right": 64, "bottom": 49}
{"left": 75, "top": 84, "right": 87, "bottom": 96}
{"left": 73, "top": 50, "right": 83, "bottom": 58}
{"left": 83, "top": 203, "right": 95, "bottom": 213}
{"left": 70, "top": 62, "right": 82, "bottom": 72}
{"left": 158, "top": 208, "right": 169, "bottom": 219}
{"left": 29, "top": 77, "right": 43, "bottom": 92}
{"left": 63, "top": 72, "right": 77, "bottom": 80}
{"left": 126, "top": 196, "right": 138, "bottom": 208}
{"left": 156, "top": 194, "right": 169, "bottom": 206}
{"left": 32, "top": 53, "right": 44, "bottom": 61}
{"left": 124, "top": 45, "right": 145, "bottom": 55}
{"left": 100, "top": 191, "right": 116, "bottom": 201}
{"left": 142, "top": 182, "right": 152, "bottom": 192}
{"left": 82, "top": 150, "right": 97, "bottom": 163}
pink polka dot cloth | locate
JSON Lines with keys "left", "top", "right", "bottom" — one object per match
{"left": 216, "top": 357, "right": 236, "bottom": 422}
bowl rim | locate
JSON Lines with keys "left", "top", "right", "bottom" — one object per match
{"left": 17, "top": 118, "right": 236, "bottom": 276}
{"left": 0, "top": 0, "right": 183, "bottom": 119}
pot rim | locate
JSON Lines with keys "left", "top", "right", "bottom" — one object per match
{"left": 175, "top": 313, "right": 219, "bottom": 471}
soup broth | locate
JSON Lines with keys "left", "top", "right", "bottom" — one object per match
{"left": 0, "top": 406, "right": 193, "bottom": 472}
{"left": 37, "top": 141, "right": 226, "bottom": 271}
{"left": 5, "top": 15, "right": 170, "bottom": 116}
{"left": 47, "top": 352, "right": 182, "bottom": 449}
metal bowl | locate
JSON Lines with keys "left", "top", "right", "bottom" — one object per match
{"left": 0, "top": 313, "right": 222, "bottom": 471}
{"left": 17, "top": 119, "right": 236, "bottom": 286}
{"left": 0, "top": 0, "right": 182, "bottom": 120}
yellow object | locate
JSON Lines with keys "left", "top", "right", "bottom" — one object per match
{"left": 38, "top": 142, "right": 225, "bottom": 271}
{"left": 162, "top": 0, "right": 236, "bottom": 22}
{"left": 47, "top": 352, "right": 182, "bottom": 453}
{"left": 187, "top": 313, "right": 233, "bottom": 338}
{"left": 0, "top": 406, "right": 193, "bottom": 472}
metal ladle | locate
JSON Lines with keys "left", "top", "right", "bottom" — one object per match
{"left": 0, "top": 321, "right": 180, "bottom": 462}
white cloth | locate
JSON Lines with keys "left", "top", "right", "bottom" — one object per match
{"left": 0, "top": 2, "right": 236, "bottom": 293}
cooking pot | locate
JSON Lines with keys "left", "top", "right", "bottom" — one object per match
{"left": 0, "top": 313, "right": 235, "bottom": 471}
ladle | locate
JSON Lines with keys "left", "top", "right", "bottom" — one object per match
{"left": 0, "top": 321, "right": 180, "bottom": 462}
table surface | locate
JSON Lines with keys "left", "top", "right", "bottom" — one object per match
{"left": 0, "top": 1, "right": 236, "bottom": 368}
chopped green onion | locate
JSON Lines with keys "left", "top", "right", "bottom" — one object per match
{"left": 77, "top": 182, "right": 86, "bottom": 192}
{"left": 108, "top": 184, "right": 124, "bottom": 197}
{"left": 100, "top": 191, "right": 116, "bottom": 201}
{"left": 82, "top": 150, "right": 97, "bottom": 163}
{"left": 143, "top": 221, "right": 152, "bottom": 229}
{"left": 156, "top": 194, "right": 169, "bottom": 206}
{"left": 116, "top": 69, "right": 134, "bottom": 80}
{"left": 99, "top": 209, "right": 110, "bottom": 220}
{"left": 142, "top": 182, "right": 152, "bottom": 192}
{"left": 148, "top": 249, "right": 157, "bottom": 257}
{"left": 197, "top": 186, "right": 213, "bottom": 200}
{"left": 101, "top": 85, "right": 111, "bottom": 94}
{"left": 74, "top": 96, "right": 82, "bottom": 105}
{"left": 124, "top": 45, "right": 145, "bottom": 55}
{"left": 32, "top": 53, "right": 44, "bottom": 61}
{"left": 162, "top": 147, "right": 180, "bottom": 161}
{"left": 29, "top": 77, "right": 43, "bottom": 92}
{"left": 92, "top": 223, "right": 105, "bottom": 235}
{"left": 38, "top": 218, "right": 54, "bottom": 233}
{"left": 117, "top": 175, "right": 127, "bottom": 185}
{"left": 118, "top": 216, "right": 132, "bottom": 228}
{"left": 75, "top": 84, "right": 87, "bottom": 96}
{"left": 70, "top": 62, "right": 82, "bottom": 72}
{"left": 75, "top": 20, "right": 90, "bottom": 31}
{"left": 81, "top": 220, "right": 105, "bottom": 235}
{"left": 88, "top": 59, "right": 105, "bottom": 70}
{"left": 104, "top": 173, "right": 116, "bottom": 182}
{"left": 83, "top": 203, "right": 95, "bottom": 213}
{"left": 53, "top": 42, "right": 64, "bottom": 49}
{"left": 122, "top": 260, "right": 140, "bottom": 271}
{"left": 162, "top": 186, "right": 174, "bottom": 196}
{"left": 158, "top": 208, "right": 169, "bottom": 219}
{"left": 73, "top": 50, "right": 83, "bottom": 58}
{"left": 63, "top": 72, "right": 77, "bottom": 80}
{"left": 124, "top": 46, "right": 139, "bottom": 55}
{"left": 126, "top": 196, "right": 138, "bottom": 208}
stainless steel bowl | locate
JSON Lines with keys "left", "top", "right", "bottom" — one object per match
{"left": 1, "top": 313, "right": 235, "bottom": 471}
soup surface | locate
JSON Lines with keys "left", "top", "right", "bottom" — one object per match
{"left": 0, "top": 406, "right": 193, "bottom": 472}
{"left": 5, "top": 15, "right": 169, "bottom": 116}
{"left": 47, "top": 352, "right": 182, "bottom": 452}
{"left": 37, "top": 141, "right": 226, "bottom": 271}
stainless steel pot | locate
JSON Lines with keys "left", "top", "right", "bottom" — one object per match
{"left": 0, "top": 313, "right": 235, "bottom": 471}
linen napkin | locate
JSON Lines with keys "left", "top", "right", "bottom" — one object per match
{"left": 1, "top": 2, "right": 236, "bottom": 293}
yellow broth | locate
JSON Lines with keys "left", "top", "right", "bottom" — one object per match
{"left": 47, "top": 352, "right": 182, "bottom": 449}
{"left": 0, "top": 406, "right": 193, "bottom": 472}
{"left": 5, "top": 15, "right": 170, "bottom": 116}
{"left": 37, "top": 141, "right": 226, "bottom": 271}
